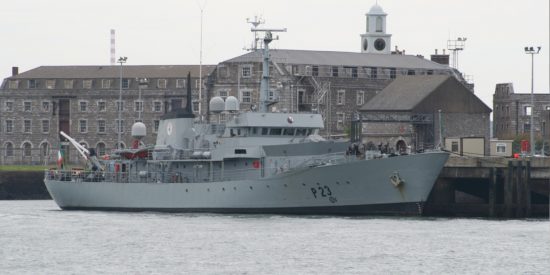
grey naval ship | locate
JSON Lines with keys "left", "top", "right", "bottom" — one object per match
{"left": 44, "top": 31, "right": 449, "bottom": 215}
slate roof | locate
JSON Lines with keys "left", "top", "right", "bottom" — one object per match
{"left": 224, "top": 49, "right": 451, "bottom": 70}
{"left": 9, "top": 65, "right": 216, "bottom": 79}
{"left": 360, "top": 75, "right": 450, "bottom": 111}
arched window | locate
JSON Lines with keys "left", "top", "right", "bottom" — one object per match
{"left": 40, "top": 142, "right": 50, "bottom": 157}
{"left": 117, "top": 142, "right": 126, "bottom": 149}
{"left": 96, "top": 142, "right": 106, "bottom": 157}
{"left": 23, "top": 142, "right": 32, "bottom": 157}
{"left": 376, "top": 16, "right": 383, "bottom": 32}
{"left": 5, "top": 142, "right": 14, "bottom": 157}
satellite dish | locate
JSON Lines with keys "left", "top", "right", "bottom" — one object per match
{"left": 209, "top": 97, "right": 225, "bottom": 113}
{"left": 225, "top": 96, "right": 239, "bottom": 112}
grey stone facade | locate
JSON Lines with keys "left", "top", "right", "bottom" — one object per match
{"left": 493, "top": 83, "right": 550, "bottom": 140}
{"left": 360, "top": 75, "right": 491, "bottom": 154}
{"left": 209, "top": 49, "right": 459, "bottom": 136}
{"left": 0, "top": 65, "right": 214, "bottom": 165}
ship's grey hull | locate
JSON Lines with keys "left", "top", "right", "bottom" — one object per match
{"left": 45, "top": 152, "right": 448, "bottom": 215}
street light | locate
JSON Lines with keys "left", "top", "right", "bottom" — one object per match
{"left": 524, "top": 46, "right": 541, "bottom": 156}
{"left": 117, "top": 56, "right": 127, "bottom": 149}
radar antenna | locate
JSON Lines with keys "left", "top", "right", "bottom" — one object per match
{"left": 244, "top": 16, "right": 265, "bottom": 51}
{"left": 252, "top": 27, "right": 287, "bottom": 113}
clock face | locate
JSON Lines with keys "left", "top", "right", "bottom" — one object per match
{"left": 374, "top": 38, "right": 386, "bottom": 51}
{"left": 363, "top": 39, "right": 368, "bottom": 51}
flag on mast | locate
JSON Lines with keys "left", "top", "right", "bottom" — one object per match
{"left": 57, "top": 147, "right": 64, "bottom": 169}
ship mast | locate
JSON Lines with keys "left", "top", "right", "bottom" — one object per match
{"left": 251, "top": 27, "right": 286, "bottom": 113}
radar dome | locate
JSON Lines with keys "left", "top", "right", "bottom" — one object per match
{"left": 225, "top": 96, "right": 239, "bottom": 112}
{"left": 131, "top": 122, "right": 147, "bottom": 139}
{"left": 209, "top": 96, "right": 225, "bottom": 113}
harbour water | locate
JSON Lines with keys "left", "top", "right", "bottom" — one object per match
{"left": 1, "top": 200, "right": 548, "bottom": 274}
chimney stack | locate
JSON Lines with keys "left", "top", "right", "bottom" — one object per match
{"left": 12, "top": 67, "right": 19, "bottom": 76}
{"left": 435, "top": 49, "right": 438, "bottom": 54}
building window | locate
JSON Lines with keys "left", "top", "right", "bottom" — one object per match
{"left": 79, "top": 101, "right": 88, "bottom": 112}
{"left": 94, "top": 142, "right": 105, "bottom": 156}
{"left": 122, "top": 79, "right": 130, "bottom": 89}
{"left": 241, "top": 89, "right": 252, "bottom": 103}
{"left": 79, "top": 120, "right": 87, "bottom": 133}
{"left": 312, "top": 66, "right": 319, "bottom": 77}
{"left": 115, "top": 119, "right": 124, "bottom": 133}
{"left": 116, "top": 101, "right": 124, "bottom": 112}
{"left": 28, "top": 79, "right": 38, "bottom": 89}
{"left": 451, "top": 141, "right": 459, "bottom": 153}
{"left": 336, "top": 112, "right": 345, "bottom": 130}
{"left": 42, "top": 120, "right": 49, "bottom": 133}
{"left": 23, "top": 120, "right": 31, "bottom": 133}
{"left": 83, "top": 80, "right": 93, "bottom": 89}
{"left": 64, "top": 80, "right": 74, "bottom": 89}
{"left": 407, "top": 70, "right": 416, "bottom": 76}
{"left": 8, "top": 80, "right": 19, "bottom": 89}
{"left": 525, "top": 106, "right": 532, "bottom": 116}
{"left": 134, "top": 101, "right": 143, "bottom": 112}
{"left": 218, "top": 90, "right": 228, "bottom": 99}
{"left": 496, "top": 143, "right": 506, "bottom": 153}
{"left": 157, "top": 79, "right": 167, "bottom": 88}
{"left": 5, "top": 101, "right": 14, "bottom": 112}
{"left": 46, "top": 80, "right": 55, "bottom": 89}
{"left": 153, "top": 101, "right": 162, "bottom": 112}
{"left": 427, "top": 70, "right": 434, "bottom": 75}
{"left": 192, "top": 101, "right": 199, "bottom": 112}
{"left": 5, "top": 120, "right": 13, "bottom": 133}
{"left": 5, "top": 142, "right": 14, "bottom": 157}
{"left": 195, "top": 79, "right": 200, "bottom": 89}
{"left": 97, "top": 120, "right": 106, "bottom": 133}
{"left": 337, "top": 90, "right": 345, "bottom": 105}
{"left": 153, "top": 120, "right": 160, "bottom": 133}
{"left": 376, "top": 16, "right": 383, "bottom": 32}
{"left": 390, "top": 68, "right": 396, "bottom": 79}
{"left": 524, "top": 123, "right": 531, "bottom": 133}
{"left": 40, "top": 143, "right": 49, "bottom": 157}
{"left": 241, "top": 66, "right": 252, "bottom": 78}
{"left": 356, "top": 91, "right": 365, "bottom": 106}
{"left": 97, "top": 101, "right": 106, "bottom": 112}
{"left": 101, "top": 79, "right": 111, "bottom": 89}
{"left": 331, "top": 66, "right": 339, "bottom": 77}
{"left": 176, "top": 79, "right": 185, "bottom": 88}
{"left": 369, "top": 67, "right": 378, "bottom": 79}
{"left": 23, "top": 142, "right": 32, "bottom": 157}
{"left": 42, "top": 101, "right": 50, "bottom": 112}
{"left": 23, "top": 101, "right": 32, "bottom": 112}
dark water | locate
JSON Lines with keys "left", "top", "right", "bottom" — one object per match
{"left": 0, "top": 200, "right": 548, "bottom": 274}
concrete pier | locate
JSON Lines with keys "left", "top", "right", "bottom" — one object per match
{"left": 425, "top": 156, "right": 549, "bottom": 218}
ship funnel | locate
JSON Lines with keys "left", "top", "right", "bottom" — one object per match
{"left": 160, "top": 72, "right": 195, "bottom": 120}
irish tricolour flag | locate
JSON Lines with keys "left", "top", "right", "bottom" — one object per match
{"left": 57, "top": 149, "right": 64, "bottom": 169}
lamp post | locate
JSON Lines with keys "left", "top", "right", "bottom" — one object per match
{"left": 524, "top": 46, "right": 541, "bottom": 156}
{"left": 117, "top": 56, "right": 127, "bottom": 149}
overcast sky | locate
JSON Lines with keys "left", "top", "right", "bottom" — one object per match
{"left": 1, "top": 0, "right": 548, "bottom": 108}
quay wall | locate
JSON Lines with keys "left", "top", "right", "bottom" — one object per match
{"left": 0, "top": 171, "right": 51, "bottom": 200}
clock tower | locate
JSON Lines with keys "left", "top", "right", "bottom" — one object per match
{"left": 360, "top": 3, "right": 392, "bottom": 54}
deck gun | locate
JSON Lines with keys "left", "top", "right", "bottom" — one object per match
{"left": 60, "top": 131, "right": 105, "bottom": 172}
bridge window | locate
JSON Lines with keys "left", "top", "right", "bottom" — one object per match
{"left": 270, "top": 128, "right": 282, "bottom": 135}
{"left": 283, "top": 128, "right": 295, "bottom": 136}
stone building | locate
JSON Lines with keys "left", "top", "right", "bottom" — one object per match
{"left": 359, "top": 75, "right": 491, "bottom": 154}
{"left": 493, "top": 83, "right": 550, "bottom": 141}
{"left": 0, "top": 65, "right": 214, "bottom": 164}
{"left": 207, "top": 3, "right": 465, "bottom": 136}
